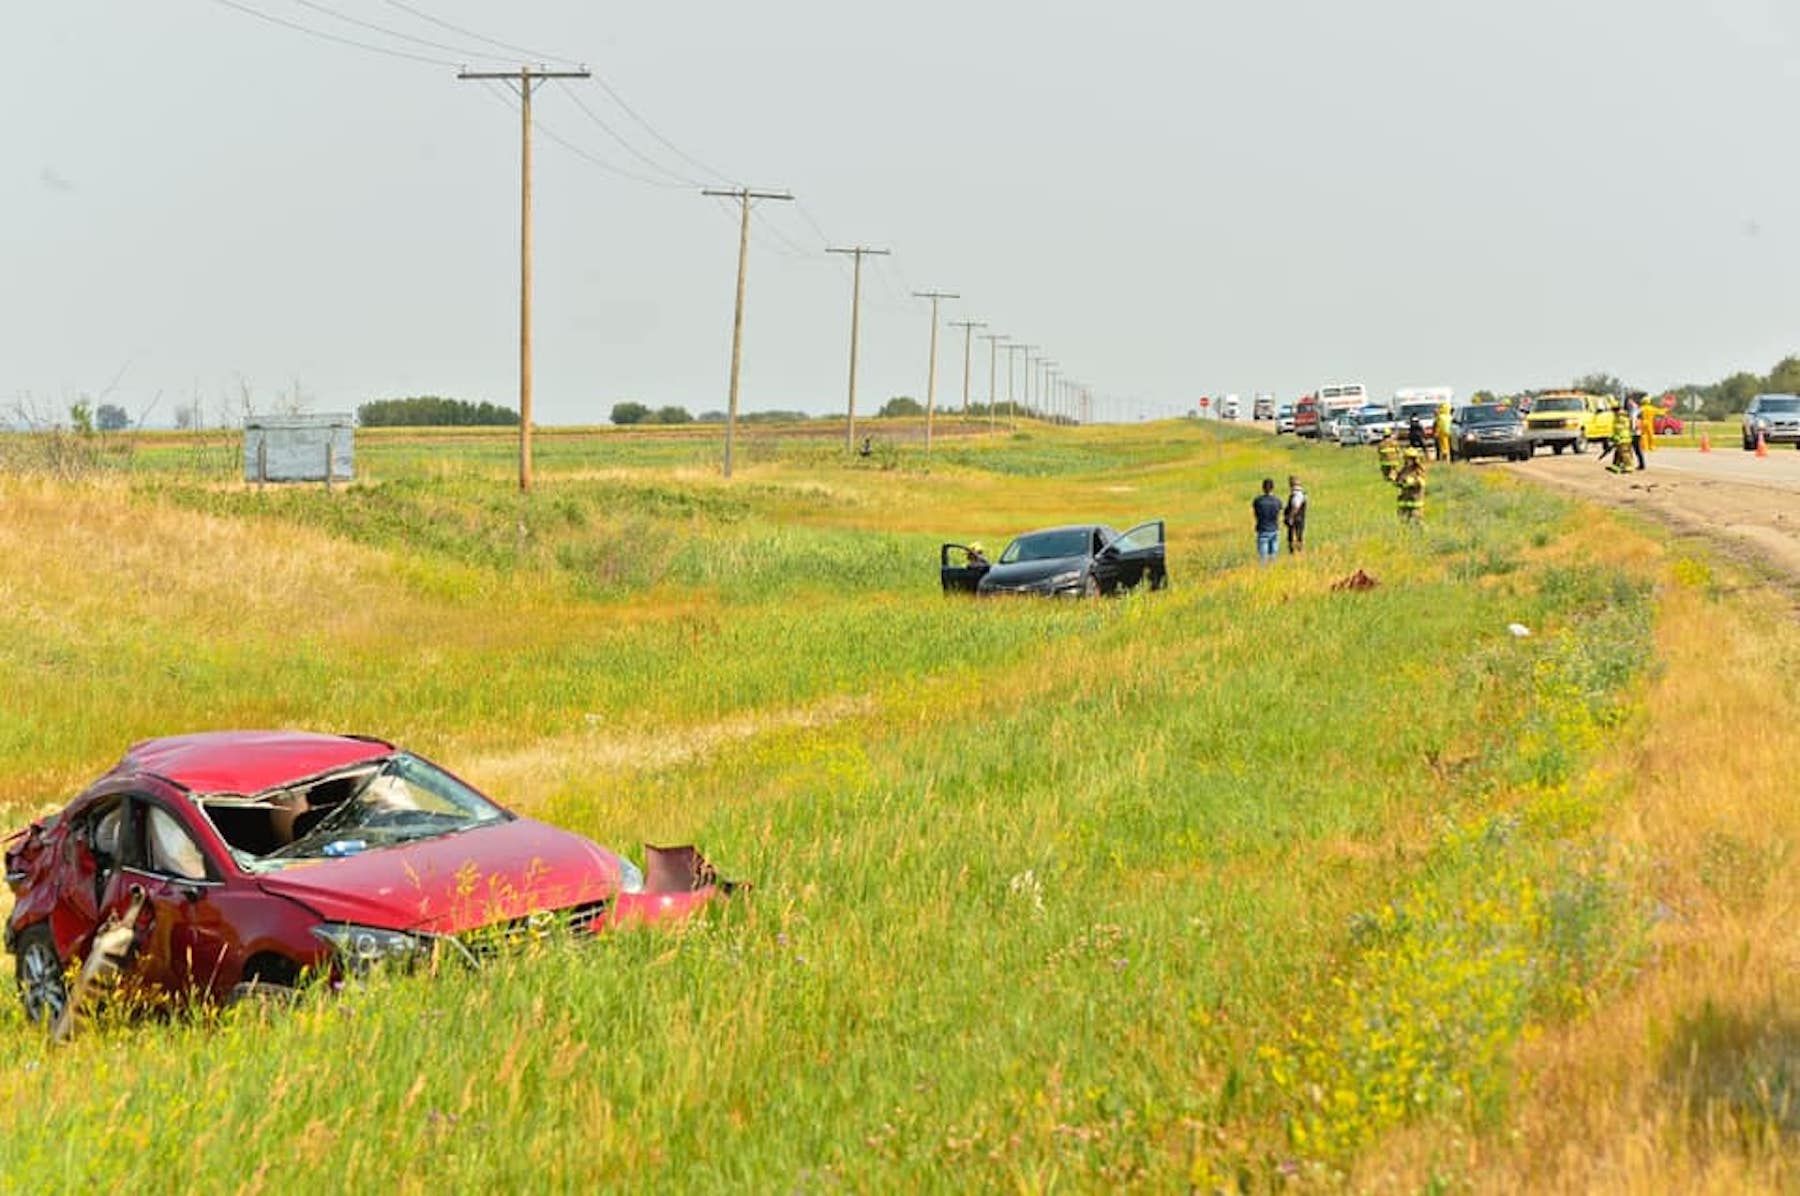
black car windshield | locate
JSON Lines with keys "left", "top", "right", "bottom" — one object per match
{"left": 1757, "top": 397, "right": 1800, "bottom": 413}
{"left": 1534, "top": 397, "right": 1585, "bottom": 412}
{"left": 1002, "top": 529, "right": 1091, "bottom": 563}
{"left": 212, "top": 754, "right": 510, "bottom": 869}
{"left": 1355, "top": 410, "right": 1390, "bottom": 425}
{"left": 1461, "top": 405, "right": 1517, "bottom": 425}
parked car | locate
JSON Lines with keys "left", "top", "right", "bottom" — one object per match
{"left": 1653, "top": 411, "right": 1684, "bottom": 436}
{"left": 1340, "top": 405, "right": 1400, "bottom": 446}
{"left": 941, "top": 522, "right": 1166, "bottom": 597}
{"left": 1742, "top": 394, "right": 1800, "bottom": 450}
{"left": 1523, "top": 392, "right": 1612, "bottom": 455}
{"left": 1450, "top": 403, "right": 1531, "bottom": 461}
{"left": 5, "top": 732, "right": 729, "bottom": 1022}
{"left": 1274, "top": 404, "right": 1296, "bottom": 434}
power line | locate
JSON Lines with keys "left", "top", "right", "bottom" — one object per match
{"left": 284, "top": 0, "right": 511, "bottom": 62}
{"left": 379, "top": 0, "right": 583, "bottom": 67}
{"left": 478, "top": 82, "right": 686, "bottom": 189}
{"left": 554, "top": 79, "right": 703, "bottom": 187}
{"left": 587, "top": 74, "right": 732, "bottom": 186}
{"left": 207, "top": 0, "right": 460, "bottom": 67}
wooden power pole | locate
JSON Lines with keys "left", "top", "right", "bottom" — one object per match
{"left": 980, "top": 332, "right": 1005, "bottom": 433}
{"left": 826, "top": 245, "right": 889, "bottom": 452}
{"left": 950, "top": 318, "right": 986, "bottom": 418}
{"left": 912, "top": 290, "right": 959, "bottom": 454}
{"left": 458, "top": 65, "right": 591, "bottom": 492}
{"left": 702, "top": 186, "right": 793, "bottom": 479}
{"left": 1009, "top": 343, "right": 1035, "bottom": 431}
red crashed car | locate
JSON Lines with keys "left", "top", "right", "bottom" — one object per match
{"left": 5, "top": 731, "right": 726, "bottom": 1023}
{"left": 1653, "top": 412, "right": 1684, "bottom": 435}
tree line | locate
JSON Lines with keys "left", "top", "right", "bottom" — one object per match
{"left": 357, "top": 396, "right": 520, "bottom": 427}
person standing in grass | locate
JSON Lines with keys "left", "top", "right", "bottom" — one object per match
{"left": 1253, "top": 478, "right": 1282, "bottom": 564}
{"left": 1394, "top": 449, "right": 1425, "bottom": 524}
{"left": 1377, "top": 428, "right": 1402, "bottom": 481}
{"left": 1283, "top": 475, "right": 1307, "bottom": 554}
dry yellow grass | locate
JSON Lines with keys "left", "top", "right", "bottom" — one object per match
{"left": 1351, "top": 556, "right": 1800, "bottom": 1192}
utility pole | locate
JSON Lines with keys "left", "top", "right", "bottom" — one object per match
{"left": 950, "top": 319, "right": 986, "bottom": 418}
{"left": 912, "top": 290, "right": 959, "bottom": 454}
{"left": 980, "top": 332, "right": 1006, "bottom": 434}
{"left": 1041, "top": 361, "right": 1056, "bottom": 422}
{"left": 826, "top": 245, "right": 890, "bottom": 452}
{"left": 458, "top": 65, "right": 592, "bottom": 493}
{"left": 1006, "top": 343, "right": 1032, "bottom": 432}
{"left": 1022, "top": 348, "right": 1038, "bottom": 421}
{"left": 701, "top": 186, "right": 793, "bottom": 479}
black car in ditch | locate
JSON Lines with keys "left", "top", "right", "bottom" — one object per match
{"left": 940, "top": 521, "right": 1167, "bottom": 597}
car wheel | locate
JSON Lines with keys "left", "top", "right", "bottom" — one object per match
{"left": 227, "top": 979, "right": 301, "bottom": 1009}
{"left": 1081, "top": 573, "right": 1100, "bottom": 599}
{"left": 1574, "top": 433, "right": 1587, "bottom": 454}
{"left": 14, "top": 924, "right": 67, "bottom": 1027}
{"left": 1551, "top": 443, "right": 1563, "bottom": 455}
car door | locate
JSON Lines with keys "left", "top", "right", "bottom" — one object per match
{"left": 939, "top": 543, "right": 990, "bottom": 594}
{"left": 1101, "top": 521, "right": 1167, "bottom": 591}
{"left": 96, "top": 796, "right": 235, "bottom": 996}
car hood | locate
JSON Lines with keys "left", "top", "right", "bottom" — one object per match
{"left": 980, "top": 556, "right": 1087, "bottom": 589}
{"left": 254, "top": 817, "right": 628, "bottom": 933}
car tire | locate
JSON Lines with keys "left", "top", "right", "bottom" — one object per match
{"left": 1574, "top": 433, "right": 1587, "bottom": 454}
{"left": 1081, "top": 573, "right": 1100, "bottom": 599}
{"left": 14, "top": 924, "right": 67, "bottom": 1028}
{"left": 1551, "top": 443, "right": 1564, "bottom": 455}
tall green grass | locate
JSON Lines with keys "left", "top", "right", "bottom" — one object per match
{"left": 0, "top": 423, "right": 1663, "bottom": 1188}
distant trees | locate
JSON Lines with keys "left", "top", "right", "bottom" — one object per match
{"left": 1658, "top": 354, "right": 1800, "bottom": 420}
{"left": 610, "top": 402, "right": 696, "bottom": 426}
{"left": 879, "top": 396, "right": 923, "bottom": 417}
{"left": 358, "top": 396, "right": 519, "bottom": 427}
{"left": 95, "top": 404, "right": 129, "bottom": 432}
{"left": 1571, "top": 372, "right": 1624, "bottom": 400}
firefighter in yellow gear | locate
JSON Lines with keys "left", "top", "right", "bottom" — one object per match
{"left": 1641, "top": 395, "right": 1660, "bottom": 453}
{"left": 1394, "top": 448, "right": 1426, "bottom": 523}
{"left": 1433, "top": 402, "right": 1453, "bottom": 461}
{"left": 1377, "top": 429, "right": 1402, "bottom": 480}
{"left": 1605, "top": 406, "right": 1634, "bottom": 474}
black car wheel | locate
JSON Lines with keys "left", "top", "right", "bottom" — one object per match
{"left": 14, "top": 924, "right": 67, "bottom": 1027}
{"left": 1551, "top": 443, "right": 1564, "bottom": 455}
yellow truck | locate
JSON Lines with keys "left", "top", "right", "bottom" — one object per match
{"left": 1524, "top": 391, "right": 1615, "bottom": 456}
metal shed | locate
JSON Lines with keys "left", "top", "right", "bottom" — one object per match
{"left": 243, "top": 413, "right": 355, "bottom": 484}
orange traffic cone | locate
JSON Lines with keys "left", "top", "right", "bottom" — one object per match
{"left": 1699, "top": 429, "right": 1711, "bottom": 452}
{"left": 1757, "top": 429, "right": 1769, "bottom": 458}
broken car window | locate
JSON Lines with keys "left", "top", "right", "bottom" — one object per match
{"left": 144, "top": 806, "right": 209, "bottom": 882}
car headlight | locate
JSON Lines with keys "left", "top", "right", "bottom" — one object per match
{"left": 618, "top": 856, "right": 645, "bottom": 894}
{"left": 311, "top": 923, "right": 433, "bottom": 974}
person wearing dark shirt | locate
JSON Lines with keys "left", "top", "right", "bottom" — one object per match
{"left": 1252, "top": 478, "right": 1282, "bottom": 565}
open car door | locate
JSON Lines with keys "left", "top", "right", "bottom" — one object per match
{"left": 1101, "top": 520, "right": 1167, "bottom": 592}
{"left": 939, "top": 543, "right": 990, "bottom": 594}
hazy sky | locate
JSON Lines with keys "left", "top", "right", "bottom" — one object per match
{"left": 5, "top": 1, "right": 1797, "bottom": 424}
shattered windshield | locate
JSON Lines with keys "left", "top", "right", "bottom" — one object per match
{"left": 203, "top": 754, "right": 509, "bottom": 871}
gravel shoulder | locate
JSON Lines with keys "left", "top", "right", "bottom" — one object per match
{"left": 1508, "top": 446, "right": 1800, "bottom": 595}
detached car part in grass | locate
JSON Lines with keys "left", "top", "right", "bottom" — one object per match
{"left": 941, "top": 521, "right": 1167, "bottom": 597}
{"left": 5, "top": 732, "right": 731, "bottom": 1026}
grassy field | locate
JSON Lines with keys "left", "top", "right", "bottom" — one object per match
{"left": 0, "top": 420, "right": 1794, "bottom": 1191}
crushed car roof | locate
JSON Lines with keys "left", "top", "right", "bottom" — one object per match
{"left": 122, "top": 731, "right": 394, "bottom": 794}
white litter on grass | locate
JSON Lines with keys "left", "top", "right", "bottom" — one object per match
{"left": 1508, "top": 623, "right": 1533, "bottom": 638}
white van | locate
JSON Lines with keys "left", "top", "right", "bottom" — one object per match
{"left": 1316, "top": 383, "right": 1369, "bottom": 440}
{"left": 1222, "top": 394, "right": 1241, "bottom": 420}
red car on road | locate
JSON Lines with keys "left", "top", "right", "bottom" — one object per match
{"left": 5, "top": 731, "right": 726, "bottom": 1023}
